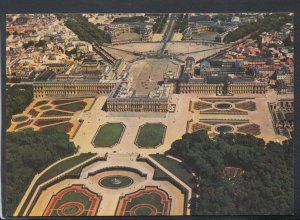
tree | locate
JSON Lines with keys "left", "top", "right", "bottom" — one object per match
{"left": 6, "top": 128, "right": 77, "bottom": 216}
{"left": 166, "top": 131, "right": 293, "bottom": 215}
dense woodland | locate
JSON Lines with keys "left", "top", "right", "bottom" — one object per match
{"left": 152, "top": 14, "right": 168, "bottom": 33}
{"left": 56, "top": 14, "right": 111, "bottom": 44}
{"left": 6, "top": 128, "right": 77, "bottom": 216}
{"left": 6, "top": 85, "right": 33, "bottom": 128}
{"left": 224, "top": 13, "right": 293, "bottom": 43}
{"left": 167, "top": 131, "right": 293, "bottom": 215}
{"left": 174, "top": 14, "right": 189, "bottom": 33}
{"left": 113, "top": 16, "right": 149, "bottom": 23}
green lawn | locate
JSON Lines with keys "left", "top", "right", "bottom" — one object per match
{"left": 13, "top": 115, "right": 28, "bottom": 122}
{"left": 43, "top": 123, "right": 69, "bottom": 132}
{"left": 135, "top": 123, "right": 166, "bottom": 148}
{"left": 28, "top": 109, "right": 39, "bottom": 117}
{"left": 57, "top": 102, "right": 86, "bottom": 112}
{"left": 34, "top": 119, "right": 69, "bottom": 127}
{"left": 52, "top": 99, "right": 81, "bottom": 105}
{"left": 40, "top": 105, "right": 52, "bottom": 110}
{"left": 41, "top": 110, "right": 73, "bottom": 117}
{"left": 93, "top": 123, "right": 125, "bottom": 147}
{"left": 150, "top": 154, "right": 196, "bottom": 188}
{"left": 34, "top": 100, "right": 48, "bottom": 107}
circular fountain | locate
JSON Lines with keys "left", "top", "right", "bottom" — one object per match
{"left": 99, "top": 175, "right": 133, "bottom": 189}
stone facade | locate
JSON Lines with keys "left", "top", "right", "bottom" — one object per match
{"left": 33, "top": 81, "right": 116, "bottom": 98}
{"left": 106, "top": 98, "right": 170, "bottom": 112}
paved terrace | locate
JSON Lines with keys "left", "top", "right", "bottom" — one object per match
{"left": 30, "top": 153, "right": 187, "bottom": 216}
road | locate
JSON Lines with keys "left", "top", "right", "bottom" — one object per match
{"left": 159, "top": 14, "right": 177, "bottom": 54}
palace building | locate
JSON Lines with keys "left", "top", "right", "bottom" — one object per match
{"left": 33, "top": 79, "right": 116, "bottom": 98}
{"left": 32, "top": 56, "right": 268, "bottom": 112}
{"left": 178, "top": 57, "right": 267, "bottom": 95}
{"left": 106, "top": 82, "right": 171, "bottom": 112}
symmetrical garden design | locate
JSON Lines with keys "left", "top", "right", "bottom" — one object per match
{"left": 43, "top": 185, "right": 101, "bottom": 216}
{"left": 116, "top": 187, "right": 171, "bottom": 216}
{"left": 92, "top": 123, "right": 125, "bottom": 147}
{"left": 8, "top": 97, "right": 95, "bottom": 138}
{"left": 135, "top": 123, "right": 166, "bottom": 148}
{"left": 188, "top": 98, "right": 261, "bottom": 136}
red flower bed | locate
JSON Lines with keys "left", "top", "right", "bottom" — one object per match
{"left": 43, "top": 185, "right": 101, "bottom": 216}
